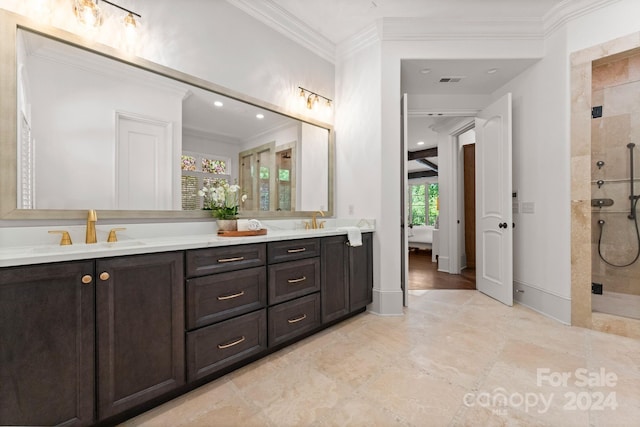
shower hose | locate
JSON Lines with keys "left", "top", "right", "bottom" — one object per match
{"left": 597, "top": 197, "right": 640, "bottom": 267}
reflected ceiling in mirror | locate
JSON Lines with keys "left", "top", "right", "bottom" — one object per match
{"left": 3, "top": 18, "right": 333, "bottom": 220}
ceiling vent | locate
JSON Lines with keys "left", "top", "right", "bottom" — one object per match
{"left": 439, "top": 76, "right": 464, "bottom": 83}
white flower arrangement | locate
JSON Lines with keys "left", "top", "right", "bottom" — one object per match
{"left": 198, "top": 181, "right": 247, "bottom": 219}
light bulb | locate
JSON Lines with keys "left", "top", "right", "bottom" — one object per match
{"left": 74, "top": 0, "right": 102, "bottom": 28}
{"left": 124, "top": 12, "right": 137, "bottom": 42}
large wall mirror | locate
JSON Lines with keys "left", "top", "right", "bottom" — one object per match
{"left": 0, "top": 10, "right": 334, "bottom": 220}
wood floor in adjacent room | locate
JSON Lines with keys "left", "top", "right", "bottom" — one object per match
{"left": 408, "top": 249, "right": 476, "bottom": 290}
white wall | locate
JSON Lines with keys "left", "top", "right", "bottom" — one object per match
{"left": 335, "top": 40, "right": 390, "bottom": 312}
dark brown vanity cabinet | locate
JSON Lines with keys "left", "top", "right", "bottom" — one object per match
{"left": 0, "top": 261, "right": 95, "bottom": 427}
{"left": 0, "top": 232, "right": 373, "bottom": 425}
{"left": 321, "top": 232, "right": 374, "bottom": 324}
{"left": 349, "top": 232, "right": 374, "bottom": 312}
{"left": 185, "top": 244, "right": 268, "bottom": 382}
{"left": 95, "top": 252, "right": 185, "bottom": 420}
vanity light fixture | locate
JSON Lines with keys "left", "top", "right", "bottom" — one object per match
{"left": 298, "top": 87, "right": 332, "bottom": 111}
{"left": 73, "top": 0, "right": 141, "bottom": 33}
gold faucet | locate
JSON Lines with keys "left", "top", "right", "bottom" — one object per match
{"left": 86, "top": 209, "right": 97, "bottom": 244}
{"left": 310, "top": 210, "right": 325, "bottom": 229}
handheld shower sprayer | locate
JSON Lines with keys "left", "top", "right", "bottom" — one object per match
{"left": 597, "top": 142, "right": 640, "bottom": 267}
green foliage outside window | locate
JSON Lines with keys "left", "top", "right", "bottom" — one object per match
{"left": 279, "top": 169, "right": 290, "bottom": 181}
{"left": 410, "top": 183, "right": 439, "bottom": 226}
{"left": 259, "top": 166, "right": 269, "bottom": 180}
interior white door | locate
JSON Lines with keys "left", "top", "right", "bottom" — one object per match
{"left": 475, "top": 93, "right": 513, "bottom": 306}
{"left": 401, "top": 93, "right": 409, "bottom": 306}
{"left": 117, "top": 114, "right": 173, "bottom": 210}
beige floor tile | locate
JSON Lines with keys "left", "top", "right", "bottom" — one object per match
{"left": 120, "top": 290, "right": 639, "bottom": 427}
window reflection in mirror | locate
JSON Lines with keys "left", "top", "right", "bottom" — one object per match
{"left": 14, "top": 28, "right": 330, "bottom": 215}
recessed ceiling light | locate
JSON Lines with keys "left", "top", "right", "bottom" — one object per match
{"left": 417, "top": 141, "right": 425, "bottom": 146}
{"left": 214, "top": 101, "right": 223, "bottom": 107}
{"left": 420, "top": 68, "right": 431, "bottom": 74}
{"left": 487, "top": 68, "right": 498, "bottom": 74}
{"left": 256, "top": 113, "right": 264, "bottom": 119}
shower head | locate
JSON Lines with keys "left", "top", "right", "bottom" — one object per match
{"left": 628, "top": 143, "right": 636, "bottom": 149}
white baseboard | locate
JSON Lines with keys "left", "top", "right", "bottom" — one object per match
{"left": 437, "top": 256, "right": 450, "bottom": 273}
{"left": 370, "top": 288, "right": 404, "bottom": 316}
{"left": 514, "top": 280, "right": 571, "bottom": 325}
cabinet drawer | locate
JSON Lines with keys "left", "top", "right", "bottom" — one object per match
{"left": 267, "top": 238, "right": 320, "bottom": 264}
{"left": 268, "top": 293, "right": 321, "bottom": 347}
{"left": 186, "top": 267, "right": 267, "bottom": 330}
{"left": 186, "top": 309, "right": 267, "bottom": 382}
{"left": 186, "top": 244, "right": 266, "bottom": 277}
{"left": 268, "top": 258, "right": 320, "bottom": 305}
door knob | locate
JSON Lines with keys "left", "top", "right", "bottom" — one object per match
{"left": 498, "top": 222, "right": 508, "bottom": 229}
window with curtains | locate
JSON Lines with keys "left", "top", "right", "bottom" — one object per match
{"left": 181, "top": 152, "right": 231, "bottom": 210}
{"left": 409, "top": 183, "right": 439, "bottom": 226}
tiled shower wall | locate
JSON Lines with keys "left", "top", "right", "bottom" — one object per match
{"left": 591, "top": 50, "right": 640, "bottom": 297}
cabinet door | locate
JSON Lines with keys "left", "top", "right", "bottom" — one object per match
{"left": 321, "top": 235, "right": 349, "bottom": 323}
{"left": 96, "top": 252, "right": 184, "bottom": 420}
{"left": 0, "top": 261, "right": 95, "bottom": 427}
{"left": 349, "top": 232, "right": 373, "bottom": 311}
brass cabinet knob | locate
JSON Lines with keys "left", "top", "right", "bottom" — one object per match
{"left": 81, "top": 275, "right": 92, "bottom": 284}
{"left": 99, "top": 272, "right": 110, "bottom": 281}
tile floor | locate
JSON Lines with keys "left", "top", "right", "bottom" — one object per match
{"left": 121, "top": 290, "right": 640, "bottom": 427}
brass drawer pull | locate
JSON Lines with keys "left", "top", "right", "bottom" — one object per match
{"left": 218, "top": 336, "right": 245, "bottom": 349}
{"left": 287, "top": 314, "right": 307, "bottom": 324}
{"left": 287, "top": 248, "right": 306, "bottom": 253}
{"left": 287, "top": 276, "right": 307, "bottom": 284}
{"left": 217, "top": 291, "right": 245, "bottom": 301}
{"left": 81, "top": 275, "right": 93, "bottom": 284}
{"left": 217, "top": 256, "right": 245, "bottom": 263}
{"left": 99, "top": 272, "right": 110, "bottom": 281}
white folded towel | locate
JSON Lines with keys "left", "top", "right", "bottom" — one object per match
{"left": 342, "top": 226, "right": 362, "bottom": 247}
{"left": 247, "top": 219, "right": 262, "bottom": 231}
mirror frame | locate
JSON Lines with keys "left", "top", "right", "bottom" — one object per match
{"left": 0, "top": 10, "right": 334, "bottom": 220}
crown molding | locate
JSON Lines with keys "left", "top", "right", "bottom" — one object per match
{"left": 226, "top": 0, "right": 621, "bottom": 62}
{"left": 336, "top": 22, "right": 380, "bottom": 59}
{"left": 381, "top": 17, "right": 544, "bottom": 41}
{"left": 226, "top": 0, "right": 335, "bottom": 64}
{"left": 543, "top": 0, "right": 621, "bottom": 37}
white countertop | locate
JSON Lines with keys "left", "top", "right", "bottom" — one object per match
{"left": 0, "top": 219, "right": 375, "bottom": 267}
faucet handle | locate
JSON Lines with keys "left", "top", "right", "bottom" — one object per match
{"left": 107, "top": 228, "right": 126, "bottom": 242}
{"left": 318, "top": 221, "right": 325, "bottom": 229}
{"left": 49, "top": 230, "right": 72, "bottom": 246}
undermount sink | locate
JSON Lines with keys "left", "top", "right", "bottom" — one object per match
{"left": 29, "top": 240, "right": 146, "bottom": 254}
